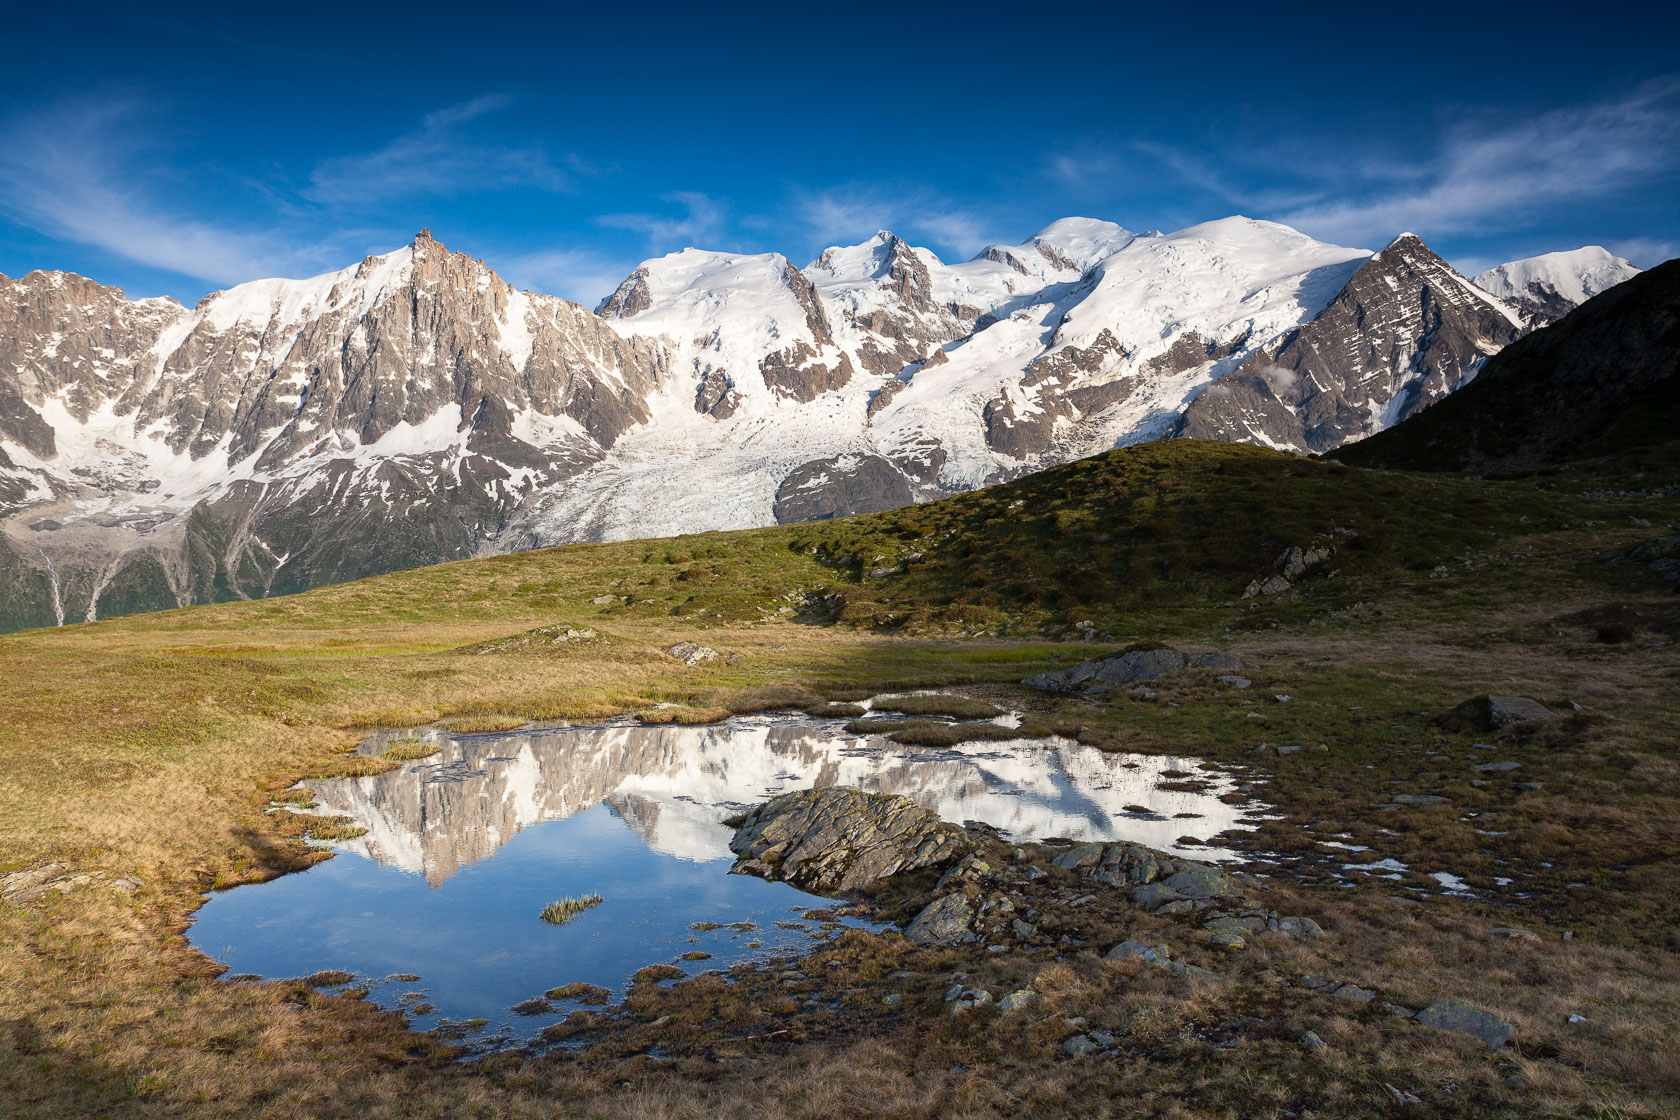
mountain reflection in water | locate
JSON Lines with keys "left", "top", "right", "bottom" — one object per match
{"left": 324, "top": 714, "right": 1263, "bottom": 887}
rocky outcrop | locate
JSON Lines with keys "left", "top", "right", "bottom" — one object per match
{"left": 1176, "top": 235, "right": 1523, "bottom": 453}
{"left": 727, "top": 787, "right": 973, "bottom": 893}
{"left": 0, "top": 230, "right": 669, "bottom": 629}
{"left": 1332, "top": 257, "right": 1680, "bottom": 473}
{"left": 1023, "top": 648, "right": 1240, "bottom": 694}
{"left": 772, "top": 455, "right": 915, "bottom": 524}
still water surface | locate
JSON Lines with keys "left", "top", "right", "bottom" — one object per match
{"left": 189, "top": 714, "right": 1263, "bottom": 1047}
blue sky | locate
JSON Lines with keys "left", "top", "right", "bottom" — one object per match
{"left": 3, "top": 1, "right": 1677, "bottom": 307}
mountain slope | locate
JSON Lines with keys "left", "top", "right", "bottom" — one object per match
{"left": 0, "top": 231, "right": 667, "bottom": 630}
{"left": 1473, "top": 246, "right": 1642, "bottom": 325}
{"left": 1331, "top": 257, "right": 1680, "bottom": 472}
{"left": 0, "top": 217, "right": 1600, "bottom": 630}
{"left": 1173, "top": 234, "right": 1524, "bottom": 452}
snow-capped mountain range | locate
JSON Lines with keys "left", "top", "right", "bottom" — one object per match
{"left": 0, "top": 219, "right": 1642, "bottom": 629}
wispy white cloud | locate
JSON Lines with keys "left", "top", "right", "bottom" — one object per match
{"left": 795, "top": 185, "right": 993, "bottom": 258}
{"left": 1279, "top": 78, "right": 1680, "bottom": 246}
{"left": 1606, "top": 236, "right": 1679, "bottom": 269}
{"left": 306, "top": 94, "right": 575, "bottom": 204}
{"left": 0, "top": 99, "right": 348, "bottom": 285}
{"left": 596, "top": 192, "right": 727, "bottom": 250}
{"left": 493, "top": 246, "right": 635, "bottom": 308}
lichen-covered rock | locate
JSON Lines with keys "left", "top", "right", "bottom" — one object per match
{"left": 906, "top": 892, "right": 980, "bottom": 946}
{"left": 728, "top": 787, "right": 972, "bottom": 893}
{"left": 668, "top": 642, "right": 719, "bottom": 667}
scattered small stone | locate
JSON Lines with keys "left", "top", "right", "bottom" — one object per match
{"left": 1333, "top": 983, "right": 1377, "bottom": 1003}
{"left": 1382, "top": 1002, "right": 1417, "bottom": 1018}
{"left": 1063, "top": 1034, "right": 1100, "bottom": 1057}
{"left": 1390, "top": 795, "right": 1450, "bottom": 807}
{"left": 1489, "top": 927, "right": 1541, "bottom": 942}
{"left": 1568, "top": 1013, "right": 1587, "bottom": 1024}
{"left": 1471, "top": 761, "right": 1523, "bottom": 773}
{"left": 1299, "top": 1031, "right": 1328, "bottom": 1051}
{"left": 1217, "top": 674, "right": 1252, "bottom": 689}
{"left": 1384, "top": 1083, "right": 1423, "bottom": 1105}
{"left": 882, "top": 993, "right": 902, "bottom": 1007}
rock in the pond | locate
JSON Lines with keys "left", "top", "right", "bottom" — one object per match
{"left": 1415, "top": 997, "right": 1514, "bottom": 1048}
{"left": 729, "top": 788, "right": 972, "bottom": 893}
{"left": 1438, "top": 694, "right": 1556, "bottom": 731}
{"left": 668, "top": 641, "right": 719, "bottom": 667}
{"left": 906, "top": 893, "right": 980, "bottom": 946}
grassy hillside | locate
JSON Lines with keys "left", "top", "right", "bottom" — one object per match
{"left": 2, "top": 437, "right": 1678, "bottom": 1119}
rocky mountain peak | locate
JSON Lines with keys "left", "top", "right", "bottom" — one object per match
{"left": 1174, "top": 231, "right": 1523, "bottom": 452}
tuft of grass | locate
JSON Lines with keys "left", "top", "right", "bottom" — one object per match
{"left": 440, "top": 714, "right": 527, "bottom": 733}
{"left": 539, "top": 894, "right": 604, "bottom": 925}
{"left": 510, "top": 998, "right": 554, "bottom": 1016}
{"left": 869, "top": 693, "right": 1003, "bottom": 719}
{"left": 303, "top": 970, "right": 354, "bottom": 988}
{"left": 804, "top": 700, "right": 868, "bottom": 718}
{"left": 382, "top": 737, "right": 442, "bottom": 761}
{"left": 543, "top": 982, "right": 611, "bottom": 1005}
{"left": 635, "top": 705, "right": 730, "bottom": 725}
{"left": 304, "top": 818, "right": 367, "bottom": 842}
{"left": 317, "top": 753, "right": 398, "bottom": 779}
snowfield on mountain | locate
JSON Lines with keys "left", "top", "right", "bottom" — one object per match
{"left": 0, "top": 217, "right": 1637, "bottom": 628}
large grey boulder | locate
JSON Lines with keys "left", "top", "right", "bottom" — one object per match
{"left": 906, "top": 893, "right": 980, "bottom": 946}
{"left": 1024, "top": 648, "right": 1240, "bottom": 693}
{"left": 1438, "top": 695, "right": 1556, "bottom": 732}
{"left": 729, "top": 787, "right": 972, "bottom": 893}
{"left": 1415, "top": 998, "right": 1515, "bottom": 1048}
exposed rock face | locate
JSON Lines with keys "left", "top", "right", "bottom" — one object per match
{"left": 1332, "top": 258, "right": 1680, "bottom": 472}
{"left": 728, "top": 787, "right": 972, "bottom": 893}
{"left": 772, "top": 454, "right": 915, "bottom": 524}
{"left": 1175, "top": 235, "right": 1524, "bottom": 452}
{"left": 0, "top": 231, "right": 667, "bottom": 630}
{"left": 4, "top": 216, "right": 1590, "bottom": 629}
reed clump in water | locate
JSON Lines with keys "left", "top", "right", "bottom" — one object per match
{"left": 539, "top": 894, "right": 604, "bottom": 925}
{"left": 384, "top": 737, "right": 442, "bottom": 761}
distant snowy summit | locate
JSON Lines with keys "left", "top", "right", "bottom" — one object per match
{"left": 1472, "top": 246, "right": 1642, "bottom": 325}
{"left": 0, "top": 217, "right": 1649, "bottom": 630}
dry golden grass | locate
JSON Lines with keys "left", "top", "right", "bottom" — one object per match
{"left": 0, "top": 457, "right": 1676, "bottom": 1118}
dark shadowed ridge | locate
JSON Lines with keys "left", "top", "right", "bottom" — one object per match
{"left": 1330, "top": 258, "right": 1680, "bottom": 473}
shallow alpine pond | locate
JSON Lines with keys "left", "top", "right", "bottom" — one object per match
{"left": 189, "top": 713, "right": 1267, "bottom": 1049}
